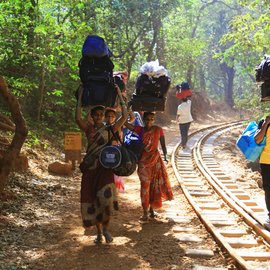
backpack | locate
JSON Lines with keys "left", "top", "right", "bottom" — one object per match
{"left": 77, "top": 54, "right": 116, "bottom": 107}
{"left": 75, "top": 79, "right": 117, "bottom": 107}
{"left": 82, "top": 35, "right": 111, "bottom": 57}
{"left": 79, "top": 55, "right": 114, "bottom": 83}
{"left": 236, "top": 121, "right": 266, "bottom": 162}
{"left": 175, "top": 81, "right": 192, "bottom": 99}
{"left": 135, "top": 74, "right": 171, "bottom": 98}
{"left": 256, "top": 55, "right": 270, "bottom": 82}
{"left": 176, "top": 89, "right": 192, "bottom": 99}
{"left": 178, "top": 81, "right": 190, "bottom": 90}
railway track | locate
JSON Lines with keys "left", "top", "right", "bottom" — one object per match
{"left": 172, "top": 121, "right": 270, "bottom": 270}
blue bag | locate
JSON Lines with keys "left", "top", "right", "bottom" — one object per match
{"left": 236, "top": 121, "right": 266, "bottom": 162}
{"left": 82, "top": 35, "right": 111, "bottom": 57}
{"left": 124, "top": 127, "right": 144, "bottom": 162}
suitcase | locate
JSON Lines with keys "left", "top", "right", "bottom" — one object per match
{"left": 130, "top": 94, "right": 166, "bottom": 111}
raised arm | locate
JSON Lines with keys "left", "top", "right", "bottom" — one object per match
{"left": 113, "top": 85, "right": 128, "bottom": 132}
{"left": 75, "top": 86, "right": 88, "bottom": 131}
{"left": 127, "top": 109, "right": 136, "bottom": 124}
{"left": 124, "top": 121, "right": 135, "bottom": 131}
{"left": 255, "top": 116, "right": 270, "bottom": 144}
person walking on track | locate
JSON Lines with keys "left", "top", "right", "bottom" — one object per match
{"left": 176, "top": 97, "right": 193, "bottom": 149}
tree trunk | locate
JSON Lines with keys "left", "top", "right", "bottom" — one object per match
{"left": 37, "top": 64, "right": 46, "bottom": 121}
{"left": 220, "top": 63, "right": 235, "bottom": 107}
{"left": 198, "top": 65, "right": 206, "bottom": 92}
{"left": 155, "top": 17, "right": 166, "bottom": 66}
{"left": 187, "top": 0, "right": 220, "bottom": 87}
{"left": 0, "top": 76, "right": 28, "bottom": 193}
{"left": 186, "top": 64, "right": 194, "bottom": 86}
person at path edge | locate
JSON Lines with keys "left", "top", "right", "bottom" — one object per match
{"left": 255, "top": 116, "right": 270, "bottom": 228}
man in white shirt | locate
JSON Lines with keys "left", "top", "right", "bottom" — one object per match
{"left": 176, "top": 98, "right": 193, "bottom": 148}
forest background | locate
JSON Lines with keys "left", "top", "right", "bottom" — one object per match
{"left": 0, "top": 0, "right": 270, "bottom": 159}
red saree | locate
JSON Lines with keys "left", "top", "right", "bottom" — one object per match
{"left": 134, "top": 126, "right": 173, "bottom": 209}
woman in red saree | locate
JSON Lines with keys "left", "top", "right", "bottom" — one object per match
{"left": 125, "top": 112, "right": 173, "bottom": 221}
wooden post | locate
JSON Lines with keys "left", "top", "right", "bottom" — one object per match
{"left": 64, "top": 132, "right": 82, "bottom": 170}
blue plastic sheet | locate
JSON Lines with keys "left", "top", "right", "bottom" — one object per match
{"left": 236, "top": 121, "right": 266, "bottom": 162}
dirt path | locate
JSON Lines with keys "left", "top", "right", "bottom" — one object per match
{"left": 2, "top": 116, "right": 266, "bottom": 270}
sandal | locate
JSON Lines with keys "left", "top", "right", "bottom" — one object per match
{"left": 139, "top": 215, "right": 149, "bottom": 222}
{"left": 149, "top": 210, "right": 159, "bottom": 219}
{"left": 149, "top": 207, "right": 159, "bottom": 219}
{"left": 103, "top": 230, "right": 113, "bottom": 243}
{"left": 94, "top": 234, "right": 103, "bottom": 244}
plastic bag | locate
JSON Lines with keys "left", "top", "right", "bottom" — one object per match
{"left": 236, "top": 121, "right": 266, "bottom": 162}
{"left": 114, "top": 175, "right": 125, "bottom": 193}
{"left": 139, "top": 59, "right": 168, "bottom": 78}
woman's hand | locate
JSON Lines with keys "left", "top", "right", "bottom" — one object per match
{"left": 164, "top": 154, "right": 169, "bottom": 164}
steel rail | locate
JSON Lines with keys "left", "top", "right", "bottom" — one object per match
{"left": 172, "top": 121, "right": 270, "bottom": 270}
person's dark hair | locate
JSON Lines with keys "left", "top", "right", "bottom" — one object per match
{"left": 114, "top": 75, "right": 125, "bottom": 91}
{"left": 105, "top": 108, "right": 116, "bottom": 117}
{"left": 182, "top": 98, "right": 188, "bottom": 102}
{"left": 180, "top": 81, "right": 190, "bottom": 90}
{"left": 143, "top": 111, "right": 155, "bottom": 119}
{"left": 91, "top": 105, "right": 105, "bottom": 116}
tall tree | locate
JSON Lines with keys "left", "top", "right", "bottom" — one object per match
{"left": 0, "top": 76, "right": 28, "bottom": 193}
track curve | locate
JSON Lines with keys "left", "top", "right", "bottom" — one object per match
{"left": 172, "top": 122, "right": 270, "bottom": 270}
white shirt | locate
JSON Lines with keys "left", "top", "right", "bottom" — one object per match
{"left": 177, "top": 100, "right": 193, "bottom": 124}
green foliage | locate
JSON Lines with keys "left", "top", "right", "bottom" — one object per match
{"left": 1, "top": 0, "right": 270, "bottom": 141}
{"left": 25, "top": 130, "right": 41, "bottom": 148}
{"left": 221, "top": 1, "right": 270, "bottom": 63}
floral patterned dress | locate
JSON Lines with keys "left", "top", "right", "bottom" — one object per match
{"left": 133, "top": 125, "right": 173, "bottom": 209}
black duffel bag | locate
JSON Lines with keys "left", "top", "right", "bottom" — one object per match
{"left": 99, "top": 145, "right": 137, "bottom": 176}
{"left": 135, "top": 74, "right": 171, "bottom": 98}
{"left": 130, "top": 94, "right": 166, "bottom": 112}
{"left": 99, "top": 126, "right": 137, "bottom": 176}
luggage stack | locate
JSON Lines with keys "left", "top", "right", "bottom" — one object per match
{"left": 130, "top": 60, "right": 171, "bottom": 112}
{"left": 76, "top": 35, "right": 117, "bottom": 107}
{"left": 255, "top": 55, "right": 270, "bottom": 102}
{"left": 175, "top": 81, "right": 192, "bottom": 99}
